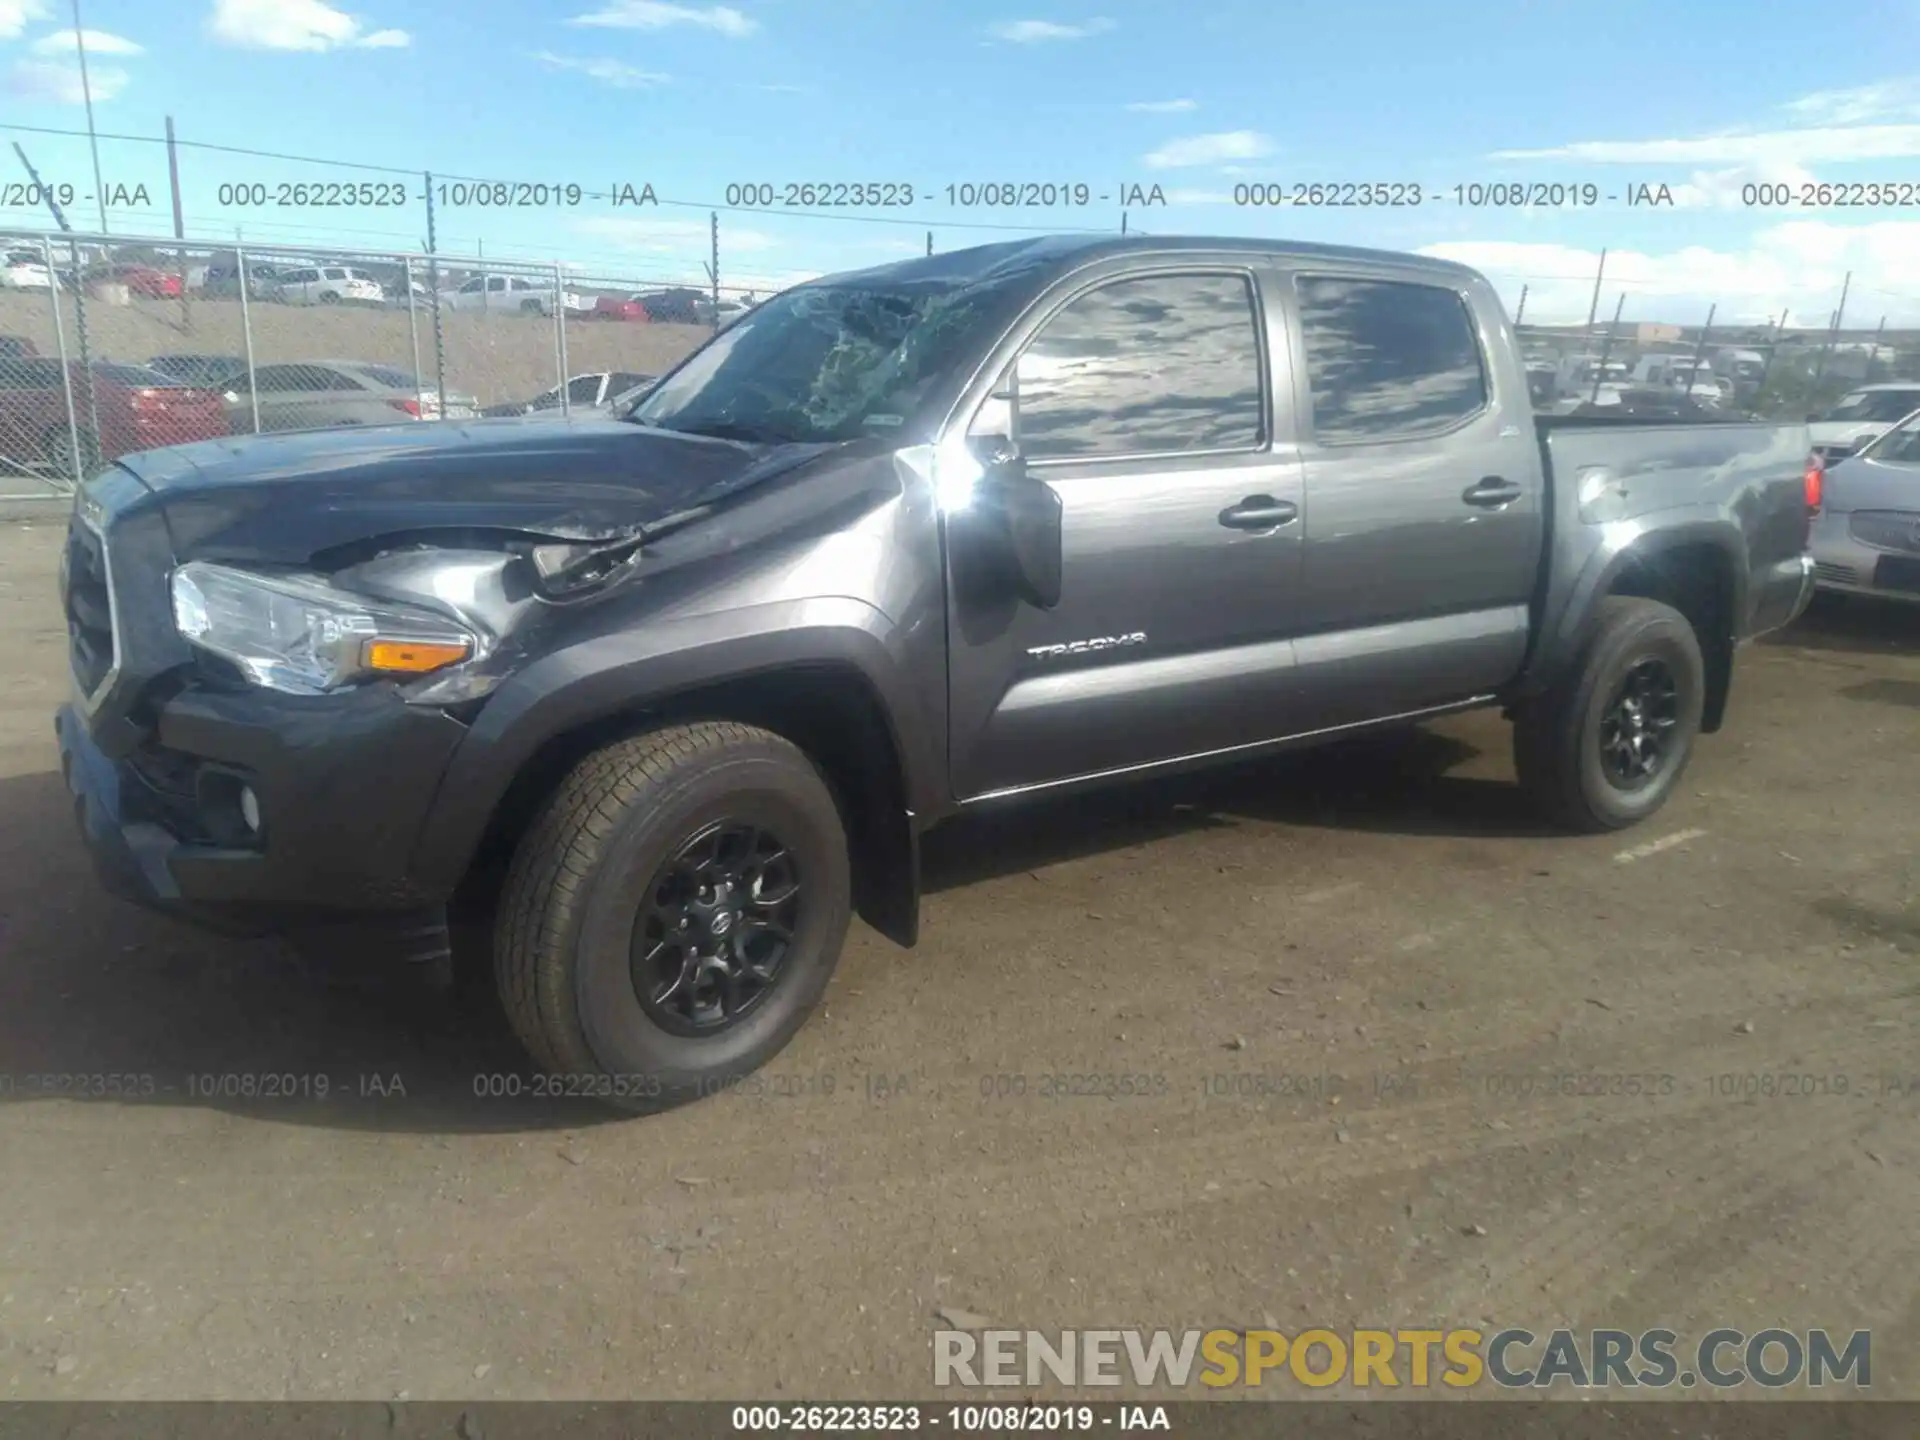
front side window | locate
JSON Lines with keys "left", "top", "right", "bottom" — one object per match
{"left": 1295, "top": 275, "right": 1488, "bottom": 443}
{"left": 1011, "top": 271, "right": 1265, "bottom": 461}
{"left": 1862, "top": 412, "right": 1920, "bottom": 465}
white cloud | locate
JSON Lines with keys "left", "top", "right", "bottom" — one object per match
{"left": 4, "top": 57, "right": 130, "bottom": 103}
{"left": 1142, "top": 130, "right": 1274, "bottom": 169}
{"left": 1784, "top": 77, "right": 1920, "bottom": 126}
{"left": 1666, "top": 160, "right": 1819, "bottom": 208}
{"left": 533, "top": 50, "right": 669, "bottom": 86}
{"left": 0, "top": 0, "right": 48, "bottom": 41}
{"left": 1421, "top": 221, "right": 1920, "bottom": 326}
{"left": 574, "top": 215, "right": 777, "bottom": 252}
{"left": 1126, "top": 98, "right": 1195, "bottom": 113}
{"left": 207, "top": 0, "right": 410, "bottom": 51}
{"left": 570, "top": 1, "right": 757, "bottom": 36}
{"left": 1494, "top": 123, "right": 1920, "bottom": 165}
{"left": 28, "top": 28, "right": 142, "bottom": 55}
{"left": 987, "top": 17, "right": 1114, "bottom": 42}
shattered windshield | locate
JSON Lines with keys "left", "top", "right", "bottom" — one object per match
{"left": 623, "top": 280, "right": 1009, "bottom": 445}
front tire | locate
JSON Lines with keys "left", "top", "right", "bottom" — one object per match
{"left": 1513, "top": 596, "right": 1705, "bottom": 832}
{"left": 494, "top": 722, "right": 852, "bottom": 1111}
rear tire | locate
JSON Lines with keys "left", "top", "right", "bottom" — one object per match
{"left": 520, "top": 298, "right": 545, "bottom": 315}
{"left": 1513, "top": 596, "right": 1705, "bottom": 832}
{"left": 494, "top": 722, "right": 852, "bottom": 1112}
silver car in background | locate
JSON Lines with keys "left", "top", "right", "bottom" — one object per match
{"left": 1810, "top": 407, "right": 1920, "bottom": 605}
{"left": 219, "top": 360, "right": 479, "bottom": 433}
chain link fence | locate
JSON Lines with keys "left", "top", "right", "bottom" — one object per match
{"left": 0, "top": 227, "right": 745, "bottom": 498}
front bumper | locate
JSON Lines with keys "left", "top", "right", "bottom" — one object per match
{"left": 56, "top": 677, "right": 472, "bottom": 941}
{"left": 1810, "top": 512, "right": 1920, "bottom": 605}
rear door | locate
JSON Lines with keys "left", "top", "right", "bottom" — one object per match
{"left": 944, "top": 260, "right": 1309, "bottom": 800}
{"left": 1282, "top": 269, "right": 1542, "bottom": 725}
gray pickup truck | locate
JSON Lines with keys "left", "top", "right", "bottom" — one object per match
{"left": 55, "top": 234, "right": 1819, "bottom": 1105}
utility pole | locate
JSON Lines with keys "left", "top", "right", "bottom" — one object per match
{"left": 1865, "top": 316, "right": 1886, "bottom": 384}
{"left": 164, "top": 116, "right": 184, "bottom": 238}
{"left": 71, "top": 0, "right": 109, "bottom": 234}
{"left": 1589, "top": 292, "right": 1626, "bottom": 404}
{"left": 1585, "top": 248, "right": 1608, "bottom": 332}
{"left": 1811, "top": 272, "right": 1851, "bottom": 388}
{"left": 1683, "top": 303, "right": 1716, "bottom": 392}
{"left": 423, "top": 171, "right": 447, "bottom": 419}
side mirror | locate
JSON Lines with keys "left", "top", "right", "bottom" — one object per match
{"left": 966, "top": 432, "right": 1063, "bottom": 611}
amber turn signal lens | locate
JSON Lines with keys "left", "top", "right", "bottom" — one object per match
{"left": 362, "top": 638, "right": 472, "bottom": 674}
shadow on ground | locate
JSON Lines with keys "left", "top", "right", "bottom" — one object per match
{"left": 0, "top": 721, "right": 1532, "bottom": 1136}
{"left": 1764, "top": 592, "right": 1920, "bottom": 658}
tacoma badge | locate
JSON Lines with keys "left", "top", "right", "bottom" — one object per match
{"left": 1025, "top": 632, "right": 1148, "bottom": 660}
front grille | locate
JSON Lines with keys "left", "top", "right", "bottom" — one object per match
{"left": 1812, "top": 560, "right": 1859, "bottom": 586}
{"left": 1849, "top": 509, "right": 1920, "bottom": 555}
{"left": 62, "top": 518, "right": 116, "bottom": 699}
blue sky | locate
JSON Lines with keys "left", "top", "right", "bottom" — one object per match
{"left": 4, "top": 0, "right": 1920, "bottom": 324}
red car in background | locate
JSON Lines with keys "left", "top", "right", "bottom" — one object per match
{"left": 0, "top": 359, "right": 230, "bottom": 474}
{"left": 87, "top": 264, "right": 184, "bottom": 299}
{"left": 591, "top": 293, "right": 651, "bottom": 322}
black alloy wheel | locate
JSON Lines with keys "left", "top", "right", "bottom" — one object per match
{"left": 1596, "top": 656, "right": 1680, "bottom": 790}
{"left": 632, "top": 820, "right": 803, "bottom": 1035}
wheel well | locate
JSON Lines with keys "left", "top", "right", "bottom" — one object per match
{"left": 1606, "top": 542, "right": 1735, "bottom": 733}
{"left": 451, "top": 664, "right": 919, "bottom": 948}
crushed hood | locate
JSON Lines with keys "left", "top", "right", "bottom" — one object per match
{"left": 118, "top": 412, "right": 843, "bottom": 564}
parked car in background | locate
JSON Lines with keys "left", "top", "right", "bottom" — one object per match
{"left": 218, "top": 360, "right": 478, "bottom": 434}
{"left": 480, "top": 370, "right": 656, "bottom": 417}
{"left": 1808, "top": 384, "right": 1920, "bottom": 462}
{"left": 592, "top": 294, "right": 651, "bottom": 322}
{"left": 272, "top": 265, "right": 386, "bottom": 306}
{"left": 1809, "top": 407, "right": 1920, "bottom": 604}
{"left": 633, "top": 287, "right": 707, "bottom": 324}
{"left": 0, "top": 358, "right": 229, "bottom": 473}
{"left": 145, "top": 354, "right": 247, "bottom": 388}
{"left": 441, "top": 274, "right": 587, "bottom": 316}
{"left": 2, "top": 249, "right": 57, "bottom": 290}
{"left": 383, "top": 276, "right": 430, "bottom": 307}
{"left": 87, "top": 264, "right": 183, "bottom": 299}
{"left": 199, "top": 259, "right": 305, "bottom": 300}
{"left": 1570, "top": 388, "right": 1725, "bottom": 422}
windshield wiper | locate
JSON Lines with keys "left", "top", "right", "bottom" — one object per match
{"left": 659, "top": 419, "right": 800, "bottom": 445}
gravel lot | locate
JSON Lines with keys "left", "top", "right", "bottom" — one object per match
{"left": 0, "top": 517, "right": 1915, "bottom": 1400}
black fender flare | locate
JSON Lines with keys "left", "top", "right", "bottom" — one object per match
{"left": 406, "top": 597, "right": 943, "bottom": 900}
{"left": 1521, "top": 513, "right": 1748, "bottom": 701}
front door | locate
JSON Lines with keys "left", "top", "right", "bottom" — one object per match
{"left": 944, "top": 265, "right": 1309, "bottom": 801}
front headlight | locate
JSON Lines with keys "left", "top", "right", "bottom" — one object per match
{"left": 170, "top": 560, "right": 483, "bottom": 695}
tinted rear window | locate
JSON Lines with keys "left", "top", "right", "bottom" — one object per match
{"left": 1295, "top": 276, "right": 1489, "bottom": 442}
{"left": 354, "top": 365, "right": 418, "bottom": 389}
{"left": 97, "top": 365, "right": 181, "bottom": 386}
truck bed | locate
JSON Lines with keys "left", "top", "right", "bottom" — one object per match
{"left": 1526, "top": 415, "right": 1816, "bottom": 688}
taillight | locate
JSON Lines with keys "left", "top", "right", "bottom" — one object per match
{"left": 388, "top": 398, "right": 423, "bottom": 417}
{"left": 1803, "top": 453, "right": 1824, "bottom": 514}
{"left": 129, "top": 387, "right": 166, "bottom": 413}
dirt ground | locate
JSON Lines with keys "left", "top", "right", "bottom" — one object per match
{"left": 0, "top": 517, "right": 1915, "bottom": 1402}
{"left": 0, "top": 291, "right": 708, "bottom": 418}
